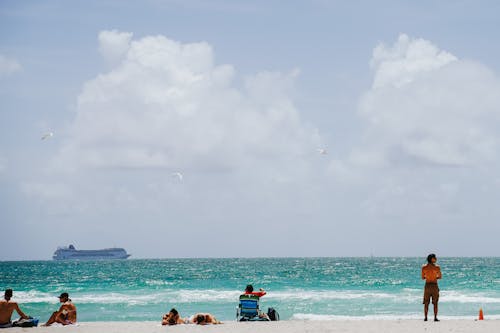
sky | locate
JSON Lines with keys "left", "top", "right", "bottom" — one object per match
{"left": 1, "top": 0, "right": 500, "bottom": 260}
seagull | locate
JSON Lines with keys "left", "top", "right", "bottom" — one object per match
{"left": 317, "top": 148, "right": 327, "bottom": 155}
{"left": 171, "top": 172, "right": 183, "bottom": 181}
{"left": 41, "top": 132, "right": 54, "bottom": 140}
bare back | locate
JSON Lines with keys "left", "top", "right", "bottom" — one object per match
{"left": 422, "top": 264, "right": 442, "bottom": 283}
{"left": 0, "top": 301, "right": 20, "bottom": 324}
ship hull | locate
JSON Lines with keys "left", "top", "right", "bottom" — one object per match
{"left": 53, "top": 247, "right": 130, "bottom": 260}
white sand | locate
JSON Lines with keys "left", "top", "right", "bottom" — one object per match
{"left": 7, "top": 320, "right": 499, "bottom": 332}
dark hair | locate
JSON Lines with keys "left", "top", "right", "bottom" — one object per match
{"left": 169, "top": 308, "right": 178, "bottom": 316}
{"left": 245, "top": 284, "right": 254, "bottom": 293}
{"left": 168, "top": 317, "right": 177, "bottom": 325}
{"left": 5, "top": 289, "right": 13, "bottom": 298}
{"left": 196, "top": 314, "right": 205, "bottom": 324}
{"left": 427, "top": 253, "right": 436, "bottom": 264}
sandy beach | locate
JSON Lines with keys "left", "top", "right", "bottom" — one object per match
{"left": 4, "top": 320, "right": 498, "bottom": 332}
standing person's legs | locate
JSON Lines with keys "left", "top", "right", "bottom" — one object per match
{"left": 423, "top": 285, "right": 431, "bottom": 321}
{"left": 432, "top": 285, "right": 440, "bottom": 321}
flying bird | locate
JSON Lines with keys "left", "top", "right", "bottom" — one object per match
{"left": 41, "top": 132, "right": 54, "bottom": 140}
{"left": 171, "top": 172, "right": 183, "bottom": 181}
{"left": 317, "top": 148, "right": 327, "bottom": 155}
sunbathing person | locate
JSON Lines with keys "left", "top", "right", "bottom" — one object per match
{"left": 188, "top": 313, "right": 222, "bottom": 325}
{"left": 0, "top": 289, "right": 30, "bottom": 328}
{"left": 43, "top": 292, "right": 77, "bottom": 326}
{"left": 162, "top": 308, "right": 184, "bottom": 325}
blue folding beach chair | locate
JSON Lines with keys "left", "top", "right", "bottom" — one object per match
{"left": 236, "top": 294, "right": 270, "bottom": 321}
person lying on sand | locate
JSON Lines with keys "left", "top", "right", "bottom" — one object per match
{"left": 187, "top": 313, "right": 222, "bottom": 325}
{"left": 162, "top": 308, "right": 184, "bottom": 325}
{"left": 42, "top": 292, "right": 77, "bottom": 326}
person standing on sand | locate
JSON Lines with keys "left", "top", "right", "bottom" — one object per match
{"left": 42, "top": 292, "right": 77, "bottom": 326}
{"left": 0, "top": 289, "right": 30, "bottom": 328}
{"left": 421, "top": 253, "right": 442, "bottom": 322}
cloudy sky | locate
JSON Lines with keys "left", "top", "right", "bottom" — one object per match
{"left": 1, "top": 0, "right": 500, "bottom": 260}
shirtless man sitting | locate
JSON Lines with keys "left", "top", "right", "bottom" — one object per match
{"left": 0, "top": 289, "right": 30, "bottom": 328}
{"left": 43, "top": 292, "right": 77, "bottom": 326}
{"left": 421, "top": 253, "right": 442, "bottom": 322}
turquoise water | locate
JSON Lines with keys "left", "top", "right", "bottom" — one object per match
{"left": 1, "top": 258, "right": 499, "bottom": 322}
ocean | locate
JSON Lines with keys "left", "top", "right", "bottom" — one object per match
{"left": 1, "top": 257, "right": 499, "bottom": 322}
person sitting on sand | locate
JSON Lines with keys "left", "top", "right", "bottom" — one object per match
{"left": 0, "top": 289, "right": 30, "bottom": 328}
{"left": 43, "top": 292, "right": 77, "bottom": 326}
{"left": 162, "top": 308, "right": 184, "bottom": 325}
{"left": 187, "top": 313, "right": 221, "bottom": 325}
{"left": 244, "top": 284, "right": 267, "bottom": 297}
{"left": 422, "top": 253, "right": 442, "bottom": 322}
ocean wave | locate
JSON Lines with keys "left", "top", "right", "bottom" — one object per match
{"left": 13, "top": 289, "right": 242, "bottom": 304}
{"left": 13, "top": 289, "right": 500, "bottom": 305}
{"left": 267, "top": 290, "right": 414, "bottom": 302}
{"left": 441, "top": 291, "right": 500, "bottom": 304}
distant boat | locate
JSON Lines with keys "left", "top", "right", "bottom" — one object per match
{"left": 52, "top": 244, "right": 131, "bottom": 260}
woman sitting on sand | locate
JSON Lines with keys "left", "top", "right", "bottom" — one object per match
{"left": 161, "top": 308, "right": 184, "bottom": 325}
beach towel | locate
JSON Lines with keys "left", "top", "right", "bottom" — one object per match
{"left": 12, "top": 317, "right": 39, "bottom": 327}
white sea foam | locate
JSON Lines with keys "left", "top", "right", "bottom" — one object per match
{"left": 13, "top": 289, "right": 241, "bottom": 304}
{"left": 13, "top": 289, "right": 500, "bottom": 305}
{"left": 441, "top": 291, "right": 500, "bottom": 304}
{"left": 264, "top": 290, "right": 423, "bottom": 304}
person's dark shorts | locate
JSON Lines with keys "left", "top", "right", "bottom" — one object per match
{"left": 423, "top": 283, "right": 439, "bottom": 305}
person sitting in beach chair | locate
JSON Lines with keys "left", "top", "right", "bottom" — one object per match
{"left": 237, "top": 285, "right": 270, "bottom": 321}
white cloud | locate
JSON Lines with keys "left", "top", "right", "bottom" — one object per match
{"left": 321, "top": 34, "right": 500, "bottom": 224}
{"left": 98, "top": 30, "right": 133, "bottom": 65}
{"left": 357, "top": 34, "right": 500, "bottom": 168}
{"left": 56, "top": 31, "right": 320, "bottom": 174}
{"left": 0, "top": 54, "right": 22, "bottom": 76}
{"left": 370, "top": 34, "right": 457, "bottom": 89}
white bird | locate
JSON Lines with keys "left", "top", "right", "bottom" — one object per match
{"left": 41, "top": 132, "right": 54, "bottom": 140}
{"left": 171, "top": 172, "right": 183, "bottom": 181}
{"left": 317, "top": 148, "right": 327, "bottom": 155}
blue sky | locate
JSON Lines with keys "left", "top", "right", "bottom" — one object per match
{"left": 1, "top": 0, "right": 500, "bottom": 260}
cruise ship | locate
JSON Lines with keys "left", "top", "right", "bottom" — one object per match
{"left": 52, "top": 244, "right": 131, "bottom": 260}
